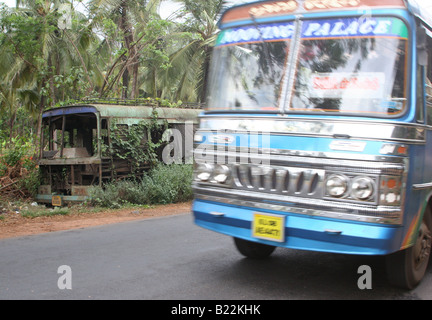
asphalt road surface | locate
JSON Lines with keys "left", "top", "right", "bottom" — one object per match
{"left": 0, "top": 213, "right": 431, "bottom": 300}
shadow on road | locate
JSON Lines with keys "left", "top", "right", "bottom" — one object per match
{"left": 213, "top": 247, "right": 427, "bottom": 300}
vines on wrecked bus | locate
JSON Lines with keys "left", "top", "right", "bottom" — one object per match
{"left": 91, "top": 108, "right": 193, "bottom": 208}
{"left": 108, "top": 108, "right": 168, "bottom": 174}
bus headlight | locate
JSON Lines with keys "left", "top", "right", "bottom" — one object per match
{"left": 196, "top": 163, "right": 214, "bottom": 182}
{"left": 351, "top": 176, "right": 375, "bottom": 200}
{"left": 326, "top": 174, "right": 348, "bottom": 198}
{"left": 213, "top": 165, "right": 230, "bottom": 184}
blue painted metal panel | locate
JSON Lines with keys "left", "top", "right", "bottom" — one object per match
{"left": 42, "top": 106, "right": 98, "bottom": 118}
{"left": 193, "top": 199, "right": 403, "bottom": 255}
{"left": 196, "top": 131, "right": 400, "bottom": 158}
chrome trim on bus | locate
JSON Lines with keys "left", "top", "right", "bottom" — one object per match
{"left": 193, "top": 185, "right": 402, "bottom": 225}
{"left": 193, "top": 148, "right": 407, "bottom": 225}
{"left": 198, "top": 117, "right": 426, "bottom": 144}
{"left": 194, "top": 148, "right": 407, "bottom": 174}
{"left": 413, "top": 182, "right": 432, "bottom": 190}
{"left": 194, "top": 145, "right": 409, "bottom": 163}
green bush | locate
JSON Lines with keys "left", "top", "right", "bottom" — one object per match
{"left": 141, "top": 164, "right": 194, "bottom": 204}
{"left": 0, "top": 136, "right": 40, "bottom": 197}
{"left": 19, "top": 167, "right": 41, "bottom": 197}
{"left": 0, "top": 136, "right": 37, "bottom": 169}
{"left": 21, "top": 206, "right": 70, "bottom": 218}
{"left": 88, "top": 164, "right": 194, "bottom": 208}
{"left": 87, "top": 181, "right": 125, "bottom": 209}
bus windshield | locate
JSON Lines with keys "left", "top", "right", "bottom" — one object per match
{"left": 206, "top": 17, "right": 409, "bottom": 117}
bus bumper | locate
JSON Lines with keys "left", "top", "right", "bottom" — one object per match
{"left": 35, "top": 194, "right": 88, "bottom": 205}
{"left": 192, "top": 199, "right": 403, "bottom": 256}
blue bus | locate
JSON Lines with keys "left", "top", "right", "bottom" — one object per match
{"left": 192, "top": 0, "right": 432, "bottom": 289}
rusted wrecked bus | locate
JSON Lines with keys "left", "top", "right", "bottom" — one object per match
{"left": 36, "top": 102, "right": 201, "bottom": 205}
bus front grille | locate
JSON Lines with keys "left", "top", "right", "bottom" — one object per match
{"left": 232, "top": 164, "right": 325, "bottom": 199}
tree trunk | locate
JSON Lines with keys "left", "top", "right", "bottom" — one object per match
{"left": 200, "top": 46, "right": 211, "bottom": 104}
{"left": 122, "top": 58, "right": 129, "bottom": 99}
{"left": 131, "top": 56, "right": 139, "bottom": 99}
{"left": 119, "top": 0, "right": 139, "bottom": 99}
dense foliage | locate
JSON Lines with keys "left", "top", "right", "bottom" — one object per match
{"left": 88, "top": 164, "right": 194, "bottom": 208}
{"left": 0, "top": 0, "right": 224, "bottom": 143}
{"left": 0, "top": 0, "right": 226, "bottom": 203}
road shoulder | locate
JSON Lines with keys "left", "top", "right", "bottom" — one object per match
{"left": 0, "top": 202, "right": 192, "bottom": 239}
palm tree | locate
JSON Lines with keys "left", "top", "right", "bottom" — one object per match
{"left": 0, "top": 0, "right": 97, "bottom": 143}
{"left": 88, "top": 0, "right": 162, "bottom": 99}
{"left": 162, "top": 0, "right": 225, "bottom": 103}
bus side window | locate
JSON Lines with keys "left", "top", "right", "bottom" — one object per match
{"left": 426, "top": 34, "right": 432, "bottom": 125}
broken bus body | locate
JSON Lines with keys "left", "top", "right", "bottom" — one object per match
{"left": 37, "top": 102, "right": 201, "bottom": 205}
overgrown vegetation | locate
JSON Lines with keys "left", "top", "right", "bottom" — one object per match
{"left": 109, "top": 109, "right": 168, "bottom": 172}
{"left": 0, "top": 0, "right": 224, "bottom": 142}
{"left": 0, "top": 136, "right": 40, "bottom": 199}
{"left": 0, "top": 163, "right": 193, "bottom": 218}
{"left": 88, "top": 164, "right": 193, "bottom": 208}
{"left": 0, "top": 0, "right": 226, "bottom": 211}
{"left": 21, "top": 206, "right": 71, "bottom": 218}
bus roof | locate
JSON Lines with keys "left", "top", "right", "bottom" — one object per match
{"left": 42, "top": 104, "right": 202, "bottom": 124}
{"left": 407, "top": 0, "right": 432, "bottom": 28}
{"left": 220, "top": 0, "right": 432, "bottom": 29}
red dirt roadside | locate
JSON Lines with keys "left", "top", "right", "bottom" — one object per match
{"left": 0, "top": 202, "right": 192, "bottom": 240}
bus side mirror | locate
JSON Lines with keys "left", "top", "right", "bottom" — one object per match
{"left": 417, "top": 26, "right": 428, "bottom": 66}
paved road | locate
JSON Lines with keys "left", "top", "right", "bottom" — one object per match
{"left": 0, "top": 213, "right": 431, "bottom": 300}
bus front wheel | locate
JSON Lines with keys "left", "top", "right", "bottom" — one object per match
{"left": 385, "top": 207, "right": 432, "bottom": 289}
{"left": 233, "top": 237, "right": 276, "bottom": 259}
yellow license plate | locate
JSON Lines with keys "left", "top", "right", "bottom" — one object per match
{"left": 52, "top": 195, "right": 63, "bottom": 207}
{"left": 252, "top": 213, "right": 285, "bottom": 243}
